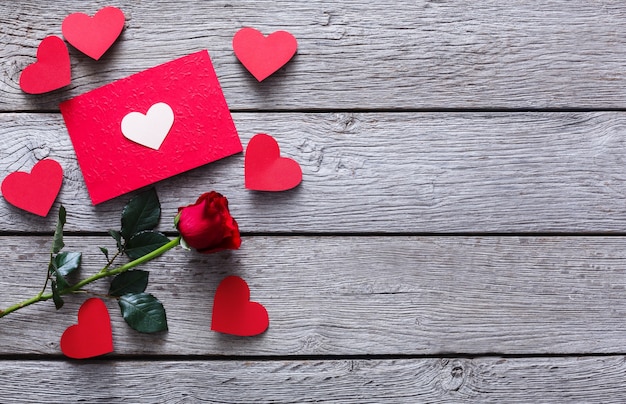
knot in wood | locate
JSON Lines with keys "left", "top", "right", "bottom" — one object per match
{"left": 440, "top": 360, "right": 467, "bottom": 392}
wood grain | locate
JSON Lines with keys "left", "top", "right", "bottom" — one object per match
{"left": 1, "top": 236, "right": 625, "bottom": 356}
{"left": 1, "top": 356, "right": 625, "bottom": 403}
{"left": 2, "top": 2, "right": 625, "bottom": 401}
{"left": 1, "top": 112, "right": 626, "bottom": 233}
{"left": 2, "top": 1, "right": 626, "bottom": 110}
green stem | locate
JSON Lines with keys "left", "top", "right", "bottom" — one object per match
{"left": 0, "top": 236, "right": 181, "bottom": 318}
{"left": 100, "top": 250, "right": 121, "bottom": 274}
{"left": 38, "top": 253, "right": 53, "bottom": 298}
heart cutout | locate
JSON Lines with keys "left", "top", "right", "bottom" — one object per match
{"left": 1, "top": 159, "right": 63, "bottom": 217}
{"left": 211, "top": 276, "right": 269, "bottom": 337}
{"left": 60, "top": 298, "right": 114, "bottom": 359}
{"left": 245, "top": 133, "right": 302, "bottom": 191}
{"left": 19, "top": 36, "right": 71, "bottom": 94}
{"left": 62, "top": 6, "right": 125, "bottom": 60}
{"left": 233, "top": 27, "right": 297, "bottom": 81}
{"left": 121, "top": 102, "right": 175, "bottom": 150}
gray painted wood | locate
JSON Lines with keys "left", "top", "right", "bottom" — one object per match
{"left": 1, "top": 112, "right": 626, "bottom": 233}
{"left": 2, "top": 1, "right": 626, "bottom": 110}
{"left": 1, "top": 1, "right": 624, "bottom": 401}
{"left": 2, "top": 236, "right": 625, "bottom": 356}
{"left": 1, "top": 357, "right": 626, "bottom": 403}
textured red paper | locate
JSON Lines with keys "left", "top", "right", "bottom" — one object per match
{"left": 1, "top": 159, "right": 63, "bottom": 217}
{"left": 211, "top": 276, "right": 269, "bottom": 336}
{"left": 245, "top": 133, "right": 302, "bottom": 191}
{"left": 60, "top": 298, "right": 114, "bottom": 359}
{"left": 233, "top": 27, "right": 297, "bottom": 81}
{"left": 62, "top": 6, "right": 125, "bottom": 60}
{"left": 19, "top": 36, "right": 71, "bottom": 94}
{"left": 59, "top": 50, "right": 242, "bottom": 204}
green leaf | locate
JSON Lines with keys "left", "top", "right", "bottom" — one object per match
{"left": 51, "top": 281, "right": 64, "bottom": 310}
{"left": 120, "top": 188, "right": 161, "bottom": 241}
{"left": 49, "top": 260, "right": 69, "bottom": 290}
{"left": 118, "top": 293, "right": 167, "bottom": 333}
{"left": 125, "top": 231, "right": 170, "bottom": 260}
{"left": 52, "top": 270, "right": 70, "bottom": 290}
{"left": 99, "top": 247, "right": 109, "bottom": 261}
{"left": 108, "top": 230, "right": 123, "bottom": 252}
{"left": 51, "top": 206, "right": 66, "bottom": 254}
{"left": 109, "top": 270, "right": 149, "bottom": 297}
{"left": 53, "top": 252, "right": 82, "bottom": 277}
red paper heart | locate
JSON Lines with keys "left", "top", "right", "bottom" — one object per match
{"left": 1, "top": 159, "right": 63, "bottom": 217}
{"left": 233, "top": 27, "right": 297, "bottom": 81}
{"left": 245, "top": 133, "right": 302, "bottom": 191}
{"left": 62, "top": 6, "right": 125, "bottom": 60}
{"left": 19, "top": 36, "right": 71, "bottom": 94}
{"left": 60, "top": 298, "right": 114, "bottom": 359}
{"left": 211, "top": 276, "right": 269, "bottom": 337}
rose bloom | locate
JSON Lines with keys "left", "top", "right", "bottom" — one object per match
{"left": 176, "top": 192, "right": 241, "bottom": 253}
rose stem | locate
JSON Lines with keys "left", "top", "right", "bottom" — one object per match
{"left": 0, "top": 236, "right": 181, "bottom": 318}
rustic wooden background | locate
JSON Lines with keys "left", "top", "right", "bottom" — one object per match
{"left": 2, "top": 1, "right": 626, "bottom": 402}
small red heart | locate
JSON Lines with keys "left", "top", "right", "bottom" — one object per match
{"left": 62, "top": 6, "right": 125, "bottom": 60}
{"left": 212, "top": 276, "right": 269, "bottom": 337}
{"left": 233, "top": 27, "right": 297, "bottom": 81}
{"left": 60, "top": 298, "right": 114, "bottom": 359}
{"left": 19, "top": 36, "right": 71, "bottom": 94}
{"left": 245, "top": 133, "right": 302, "bottom": 191}
{"left": 1, "top": 159, "right": 63, "bottom": 217}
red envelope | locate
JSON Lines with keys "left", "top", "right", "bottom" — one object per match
{"left": 59, "top": 50, "right": 242, "bottom": 204}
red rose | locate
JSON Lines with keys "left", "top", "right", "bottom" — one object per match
{"left": 176, "top": 192, "right": 241, "bottom": 253}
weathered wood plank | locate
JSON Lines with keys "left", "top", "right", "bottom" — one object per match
{"left": 1, "top": 112, "right": 626, "bottom": 233}
{"left": 1, "top": 236, "right": 625, "bottom": 356}
{"left": 1, "top": 356, "right": 625, "bottom": 403}
{"left": 2, "top": 1, "right": 626, "bottom": 110}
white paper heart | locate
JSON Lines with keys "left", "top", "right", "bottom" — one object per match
{"left": 121, "top": 102, "right": 174, "bottom": 150}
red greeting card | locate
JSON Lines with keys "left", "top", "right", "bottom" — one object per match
{"left": 60, "top": 50, "right": 242, "bottom": 204}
